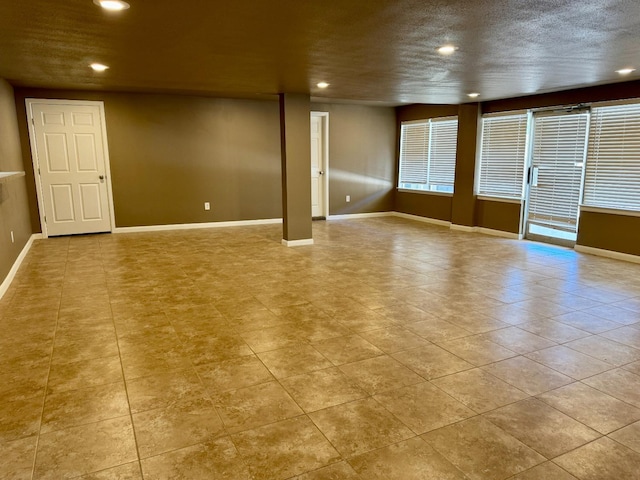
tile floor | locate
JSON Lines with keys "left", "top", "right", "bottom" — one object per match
{"left": 1, "top": 217, "right": 640, "bottom": 479}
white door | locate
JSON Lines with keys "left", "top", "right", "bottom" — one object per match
{"left": 27, "top": 100, "right": 114, "bottom": 237}
{"left": 310, "top": 113, "right": 326, "bottom": 218}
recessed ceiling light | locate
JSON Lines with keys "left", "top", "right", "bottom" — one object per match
{"left": 317, "top": 82, "right": 330, "bottom": 89}
{"left": 468, "top": 92, "right": 480, "bottom": 98}
{"left": 93, "top": 0, "right": 130, "bottom": 11}
{"left": 437, "top": 45, "right": 457, "bottom": 55}
{"left": 90, "top": 63, "right": 109, "bottom": 72}
{"left": 616, "top": 68, "right": 636, "bottom": 75}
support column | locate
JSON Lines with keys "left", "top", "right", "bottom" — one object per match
{"left": 279, "top": 93, "right": 313, "bottom": 246}
{"left": 451, "top": 103, "right": 481, "bottom": 228}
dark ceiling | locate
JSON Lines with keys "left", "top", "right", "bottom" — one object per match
{"left": 1, "top": 0, "right": 640, "bottom": 105}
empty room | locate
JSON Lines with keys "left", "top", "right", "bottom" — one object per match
{"left": 1, "top": 1, "right": 640, "bottom": 479}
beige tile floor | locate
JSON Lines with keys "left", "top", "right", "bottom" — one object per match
{"left": 1, "top": 217, "right": 640, "bottom": 479}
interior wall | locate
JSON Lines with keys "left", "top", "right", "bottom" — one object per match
{"left": 0, "top": 79, "right": 32, "bottom": 287}
{"left": 14, "top": 90, "right": 398, "bottom": 230}
{"left": 15, "top": 89, "right": 283, "bottom": 228}
{"left": 310, "top": 103, "right": 396, "bottom": 215}
{"left": 475, "top": 199, "right": 521, "bottom": 234}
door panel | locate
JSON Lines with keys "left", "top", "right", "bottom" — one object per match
{"left": 79, "top": 183, "right": 103, "bottom": 220}
{"left": 50, "top": 184, "right": 75, "bottom": 222}
{"left": 525, "top": 112, "right": 589, "bottom": 245}
{"left": 30, "top": 102, "right": 112, "bottom": 236}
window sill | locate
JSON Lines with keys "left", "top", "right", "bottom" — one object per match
{"left": 397, "top": 189, "right": 453, "bottom": 197}
{"left": 580, "top": 205, "right": 640, "bottom": 218}
{"left": 477, "top": 195, "right": 523, "bottom": 205}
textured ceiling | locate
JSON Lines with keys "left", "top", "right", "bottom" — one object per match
{"left": 1, "top": 0, "right": 639, "bottom": 104}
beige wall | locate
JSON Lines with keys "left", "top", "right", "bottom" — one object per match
{"left": 578, "top": 211, "right": 640, "bottom": 256}
{"left": 14, "top": 90, "right": 397, "bottom": 231}
{"left": 310, "top": 103, "right": 396, "bottom": 215}
{"left": 280, "top": 94, "right": 312, "bottom": 241}
{"left": 0, "top": 79, "right": 32, "bottom": 286}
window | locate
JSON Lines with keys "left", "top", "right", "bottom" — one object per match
{"left": 477, "top": 112, "right": 528, "bottom": 200}
{"left": 584, "top": 102, "right": 640, "bottom": 212}
{"left": 398, "top": 117, "right": 458, "bottom": 193}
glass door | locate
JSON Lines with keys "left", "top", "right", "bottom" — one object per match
{"left": 524, "top": 110, "right": 589, "bottom": 246}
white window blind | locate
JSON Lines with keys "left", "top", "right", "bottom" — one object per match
{"left": 527, "top": 112, "right": 589, "bottom": 232}
{"left": 477, "top": 113, "right": 528, "bottom": 200}
{"left": 398, "top": 117, "right": 458, "bottom": 193}
{"left": 584, "top": 103, "right": 640, "bottom": 212}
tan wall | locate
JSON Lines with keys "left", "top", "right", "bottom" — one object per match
{"left": 310, "top": 103, "right": 396, "bottom": 215}
{"left": 14, "top": 90, "right": 397, "bottom": 230}
{"left": 16, "top": 89, "right": 283, "bottom": 228}
{"left": 0, "top": 79, "right": 32, "bottom": 286}
{"left": 475, "top": 199, "right": 521, "bottom": 234}
{"left": 451, "top": 104, "right": 480, "bottom": 227}
{"left": 280, "top": 94, "right": 312, "bottom": 241}
{"left": 395, "top": 192, "right": 452, "bottom": 222}
{"left": 578, "top": 211, "right": 640, "bottom": 256}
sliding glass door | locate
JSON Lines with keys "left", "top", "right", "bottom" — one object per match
{"left": 524, "top": 111, "right": 589, "bottom": 246}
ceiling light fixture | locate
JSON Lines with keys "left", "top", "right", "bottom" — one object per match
{"left": 317, "top": 82, "right": 330, "bottom": 89}
{"left": 93, "top": 0, "right": 130, "bottom": 11}
{"left": 437, "top": 45, "right": 457, "bottom": 55}
{"left": 468, "top": 92, "right": 480, "bottom": 98}
{"left": 90, "top": 63, "right": 109, "bottom": 72}
{"left": 616, "top": 68, "right": 636, "bottom": 75}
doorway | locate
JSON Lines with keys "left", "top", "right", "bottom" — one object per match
{"left": 311, "top": 112, "right": 328, "bottom": 219}
{"left": 26, "top": 99, "right": 115, "bottom": 238}
{"left": 524, "top": 110, "right": 589, "bottom": 246}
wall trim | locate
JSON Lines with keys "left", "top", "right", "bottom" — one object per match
{"left": 114, "top": 218, "right": 283, "bottom": 233}
{"left": 450, "top": 224, "right": 476, "bottom": 233}
{"left": 0, "top": 233, "right": 42, "bottom": 300}
{"left": 391, "top": 211, "right": 451, "bottom": 227}
{"left": 476, "top": 227, "right": 522, "bottom": 240}
{"left": 327, "top": 212, "right": 393, "bottom": 220}
{"left": 282, "top": 238, "right": 314, "bottom": 247}
{"left": 575, "top": 245, "right": 640, "bottom": 265}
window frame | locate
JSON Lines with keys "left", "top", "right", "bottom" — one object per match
{"left": 397, "top": 116, "right": 458, "bottom": 195}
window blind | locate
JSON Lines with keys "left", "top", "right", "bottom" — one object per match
{"left": 398, "top": 122, "right": 429, "bottom": 185}
{"left": 428, "top": 118, "right": 458, "bottom": 192}
{"left": 398, "top": 117, "right": 458, "bottom": 193}
{"left": 528, "top": 112, "right": 589, "bottom": 232}
{"left": 584, "top": 103, "right": 640, "bottom": 212}
{"left": 477, "top": 113, "right": 528, "bottom": 200}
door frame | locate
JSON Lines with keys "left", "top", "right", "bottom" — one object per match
{"left": 311, "top": 111, "right": 329, "bottom": 218}
{"left": 26, "top": 99, "right": 116, "bottom": 238}
{"left": 521, "top": 108, "right": 590, "bottom": 247}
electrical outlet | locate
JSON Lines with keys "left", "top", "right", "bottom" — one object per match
{"left": 10, "top": 231, "right": 14, "bottom": 243}
{"left": 204, "top": 202, "right": 211, "bottom": 211}
{"left": 346, "top": 195, "right": 351, "bottom": 202}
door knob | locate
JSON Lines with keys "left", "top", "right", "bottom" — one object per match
{"left": 99, "top": 175, "right": 105, "bottom": 180}
{"left": 319, "top": 171, "right": 324, "bottom": 175}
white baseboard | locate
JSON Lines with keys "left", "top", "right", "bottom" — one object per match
{"left": 282, "top": 238, "right": 314, "bottom": 247}
{"left": 327, "top": 212, "right": 392, "bottom": 220}
{"left": 114, "top": 218, "right": 283, "bottom": 234}
{"left": 475, "top": 227, "right": 522, "bottom": 240}
{"left": 0, "top": 233, "right": 42, "bottom": 300}
{"left": 450, "top": 224, "right": 476, "bottom": 233}
{"left": 391, "top": 212, "right": 451, "bottom": 227}
{"left": 575, "top": 245, "right": 640, "bottom": 264}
